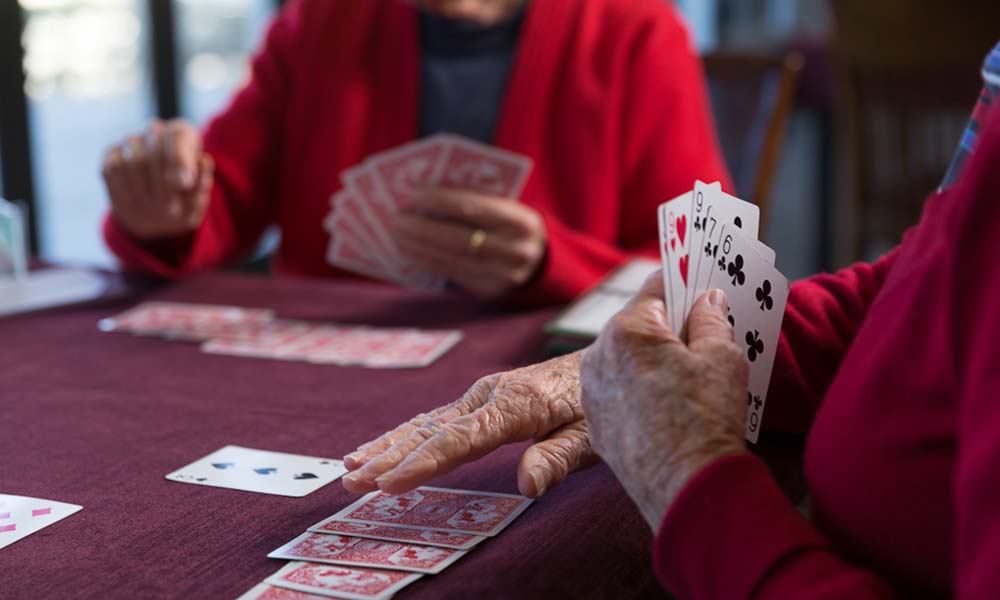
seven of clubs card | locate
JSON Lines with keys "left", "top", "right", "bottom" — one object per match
{"left": 165, "top": 446, "right": 347, "bottom": 497}
{"left": 707, "top": 225, "right": 789, "bottom": 443}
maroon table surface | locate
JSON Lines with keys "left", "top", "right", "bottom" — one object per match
{"left": 0, "top": 272, "right": 667, "bottom": 600}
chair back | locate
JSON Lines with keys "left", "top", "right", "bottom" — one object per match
{"left": 703, "top": 50, "right": 804, "bottom": 233}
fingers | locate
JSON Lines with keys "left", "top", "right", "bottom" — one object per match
{"left": 686, "top": 290, "right": 735, "bottom": 348}
{"left": 343, "top": 375, "right": 497, "bottom": 471}
{"left": 184, "top": 154, "right": 214, "bottom": 228}
{"left": 409, "top": 187, "right": 534, "bottom": 233}
{"left": 516, "top": 421, "right": 599, "bottom": 497}
{"left": 163, "top": 119, "right": 202, "bottom": 191}
{"left": 145, "top": 121, "right": 178, "bottom": 218}
{"left": 359, "top": 404, "right": 519, "bottom": 495}
{"left": 607, "top": 270, "right": 674, "bottom": 343}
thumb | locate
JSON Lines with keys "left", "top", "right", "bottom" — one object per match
{"left": 687, "top": 289, "right": 735, "bottom": 349}
{"left": 164, "top": 120, "right": 202, "bottom": 191}
{"left": 516, "top": 422, "right": 599, "bottom": 498}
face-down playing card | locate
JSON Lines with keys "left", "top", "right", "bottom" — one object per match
{"left": 0, "top": 494, "right": 82, "bottom": 550}
{"left": 330, "top": 487, "right": 532, "bottom": 537}
{"left": 307, "top": 519, "right": 485, "bottom": 551}
{"left": 165, "top": 446, "right": 347, "bottom": 497}
{"left": 267, "top": 532, "right": 466, "bottom": 574}
{"left": 706, "top": 225, "right": 789, "bottom": 443}
{"left": 265, "top": 561, "right": 422, "bottom": 600}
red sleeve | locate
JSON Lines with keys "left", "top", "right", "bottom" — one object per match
{"left": 950, "top": 109, "right": 1000, "bottom": 600}
{"left": 760, "top": 249, "right": 898, "bottom": 432}
{"left": 507, "top": 4, "right": 731, "bottom": 306}
{"left": 104, "top": 1, "right": 308, "bottom": 278}
{"left": 653, "top": 454, "right": 900, "bottom": 600}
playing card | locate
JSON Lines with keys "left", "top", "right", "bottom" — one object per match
{"left": 657, "top": 191, "right": 692, "bottom": 331}
{"left": 686, "top": 181, "right": 760, "bottom": 315}
{"left": 327, "top": 191, "right": 397, "bottom": 272}
{"left": 367, "top": 138, "right": 449, "bottom": 211}
{"left": 436, "top": 134, "right": 533, "bottom": 198}
{"left": 266, "top": 561, "right": 422, "bottom": 600}
{"left": 0, "top": 494, "right": 82, "bottom": 550}
{"left": 309, "top": 329, "right": 462, "bottom": 369}
{"left": 98, "top": 302, "right": 274, "bottom": 340}
{"left": 331, "top": 487, "right": 532, "bottom": 537}
{"left": 0, "top": 199, "right": 27, "bottom": 279}
{"left": 706, "top": 225, "right": 789, "bottom": 443}
{"left": 307, "top": 519, "right": 485, "bottom": 550}
{"left": 237, "top": 583, "right": 330, "bottom": 600}
{"left": 165, "top": 446, "right": 347, "bottom": 497}
{"left": 268, "top": 532, "right": 466, "bottom": 574}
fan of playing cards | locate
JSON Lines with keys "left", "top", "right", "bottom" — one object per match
{"left": 658, "top": 181, "right": 790, "bottom": 443}
{"left": 324, "top": 134, "right": 533, "bottom": 289}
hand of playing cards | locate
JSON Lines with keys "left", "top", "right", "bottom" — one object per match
{"left": 324, "top": 134, "right": 533, "bottom": 289}
{"left": 99, "top": 301, "right": 462, "bottom": 369}
{"left": 658, "top": 181, "right": 790, "bottom": 442}
{"left": 237, "top": 487, "right": 533, "bottom": 599}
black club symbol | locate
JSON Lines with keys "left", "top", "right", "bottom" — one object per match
{"left": 726, "top": 307, "right": 734, "bottom": 327}
{"left": 694, "top": 217, "right": 703, "bottom": 232}
{"left": 746, "top": 329, "right": 764, "bottom": 362}
{"left": 755, "top": 280, "right": 773, "bottom": 311}
{"left": 704, "top": 242, "right": 713, "bottom": 257}
{"left": 747, "top": 392, "right": 762, "bottom": 411}
{"left": 717, "top": 256, "right": 726, "bottom": 271}
{"left": 727, "top": 254, "right": 745, "bottom": 286}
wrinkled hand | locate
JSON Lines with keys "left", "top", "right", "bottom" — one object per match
{"left": 393, "top": 188, "right": 547, "bottom": 299}
{"left": 101, "top": 118, "right": 214, "bottom": 240}
{"left": 580, "top": 273, "right": 749, "bottom": 530}
{"left": 342, "top": 352, "right": 597, "bottom": 497}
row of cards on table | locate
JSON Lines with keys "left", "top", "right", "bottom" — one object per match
{"left": 324, "top": 133, "right": 533, "bottom": 288}
{"left": 5, "top": 446, "right": 534, "bottom": 600}
{"left": 98, "top": 301, "right": 462, "bottom": 369}
{"left": 657, "top": 181, "right": 791, "bottom": 443}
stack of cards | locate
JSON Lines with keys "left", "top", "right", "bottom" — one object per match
{"left": 99, "top": 302, "right": 463, "bottom": 369}
{"left": 658, "top": 181, "right": 790, "bottom": 443}
{"left": 0, "top": 494, "right": 82, "bottom": 550}
{"left": 325, "top": 134, "right": 533, "bottom": 289}
{"left": 0, "top": 198, "right": 27, "bottom": 280}
{"left": 238, "top": 487, "right": 533, "bottom": 599}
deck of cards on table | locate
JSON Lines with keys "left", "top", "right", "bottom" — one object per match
{"left": 0, "top": 494, "right": 82, "bottom": 550}
{"left": 324, "top": 134, "right": 533, "bottom": 289}
{"left": 658, "top": 180, "right": 790, "bottom": 443}
{"left": 99, "top": 301, "right": 462, "bottom": 369}
{"left": 237, "top": 487, "right": 533, "bottom": 599}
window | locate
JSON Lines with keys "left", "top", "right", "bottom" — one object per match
{"left": 21, "top": 0, "right": 154, "bottom": 266}
{"left": 176, "top": 0, "right": 275, "bottom": 125}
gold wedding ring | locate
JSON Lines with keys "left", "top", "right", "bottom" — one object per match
{"left": 468, "top": 229, "right": 487, "bottom": 256}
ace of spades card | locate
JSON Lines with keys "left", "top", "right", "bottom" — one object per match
{"left": 707, "top": 225, "right": 789, "bottom": 443}
{"left": 165, "top": 446, "right": 347, "bottom": 497}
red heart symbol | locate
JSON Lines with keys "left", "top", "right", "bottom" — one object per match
{"left": 670, "top": 238, "right": 676, "bottom": 252}
{"left": 675, "top": 215, "right": 687, "bottom": 247}
{"left": 679, "top": 254, "right": 689, "bottom": 285}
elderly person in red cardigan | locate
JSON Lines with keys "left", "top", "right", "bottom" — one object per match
{"left": 343, "top": 45, "right": 1000, "bottom": 598}
{"left": 100, "top": 0, "right": 729, "bottom": 305}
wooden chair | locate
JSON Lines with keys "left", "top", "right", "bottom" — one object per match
{"left": 703, "top": 50, "right": 804, "bottom": 234}
{"left": 831, "top": 0, "right": 1000, "bottom": 260}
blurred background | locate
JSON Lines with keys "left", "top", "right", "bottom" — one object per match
{"left": 0, "top": 0, "right": 996, "bottom": 280}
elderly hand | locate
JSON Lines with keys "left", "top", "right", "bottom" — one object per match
{"left": 393, "top": 188, "right": 547, "bottom": 299}
{"left": 342, "top": 352, "right": 597, "bottom": 497}
{"left": 101, "top": 118, "right": 213, "bottom": 240}
{"left": 580, "top": 273, "right": 749, "bottom": 531}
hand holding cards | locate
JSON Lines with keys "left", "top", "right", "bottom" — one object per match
{"left": 658, "top": 181, "right": 789, "bottom": 442}
{"left": 325, "top": 134, "right": 533, "bottom": 289}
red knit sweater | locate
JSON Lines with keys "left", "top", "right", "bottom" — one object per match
{"left": 103, "top": 0, "right": 730, "bottom": 306}
{"left": 654, "top": 103, "right": 1000, "bottom": 598}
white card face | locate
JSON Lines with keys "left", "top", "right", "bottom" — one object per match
{"left": 657, "top": 191, "right": 693, "bottom": 331}
{"left": 707, "top": 225, "right": 789, "bottom": 443}
{"left": 687, "top": 182, "right": 760, "bottom": 314}
{"left": 165, "top": 446, "right": 347, "bottom": 497}
{"left": 0, "top": 494, "right": 82, "bottom": 550}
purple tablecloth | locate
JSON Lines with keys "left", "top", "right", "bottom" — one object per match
{"left": 0, "top": 272, "right": 667, "bottom": 599}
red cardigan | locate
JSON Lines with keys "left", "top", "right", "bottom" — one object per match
{"left": 654, "top": 107, "right": 1000, "bottom": 597}
{"left": 103, "top": 0, "right": 730, "bottom": 306}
